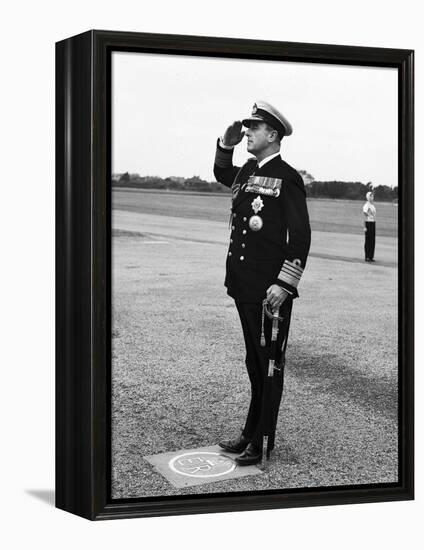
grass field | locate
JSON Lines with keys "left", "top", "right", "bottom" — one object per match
{"left": 111, "top": 189, "right": 398, "bottom": 499}
{"left": 113, "top": 187, "right": 398, "bottom": 237}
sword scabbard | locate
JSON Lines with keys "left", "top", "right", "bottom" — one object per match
{"left": 262, "top": 436, "right": 268, "bottom": 466}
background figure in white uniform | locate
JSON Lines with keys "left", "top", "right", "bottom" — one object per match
{"left": 363, "top": 191, "right": 376, "bottom": 262}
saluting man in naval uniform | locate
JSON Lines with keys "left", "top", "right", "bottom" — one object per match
{"left": 214, "top": 101, "right": 311, "bottom": 465}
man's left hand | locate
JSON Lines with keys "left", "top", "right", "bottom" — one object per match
{"left": 266, "top": 284, "right": 289, "bottom": 311}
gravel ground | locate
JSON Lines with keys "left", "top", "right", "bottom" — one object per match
{"left": 111, "top": 212, "right": 398, "bottom": 499}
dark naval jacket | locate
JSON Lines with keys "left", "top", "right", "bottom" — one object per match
{"left": 214, "top": 140, "right": 311, "bottom": 303}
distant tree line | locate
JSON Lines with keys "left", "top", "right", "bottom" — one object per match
{"left": 306, "top": 181, "right": 398, "bottom": 202}
{"left": 113, "top": 172, "right": 398, "bottom": 202}
{"left": 113, "top": 173, "right": 230, "bottom": 193}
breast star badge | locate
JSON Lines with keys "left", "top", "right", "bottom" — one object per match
{"left": 251, "top": 195, "right": 264, "bottom": 214}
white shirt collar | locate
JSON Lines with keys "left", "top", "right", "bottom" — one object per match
{"left": 257, "top": 151, "right": 280, "bottom": 169}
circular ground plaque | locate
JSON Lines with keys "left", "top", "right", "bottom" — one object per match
{"left": 169, "top": 451, "right": 236, "bottom": 478}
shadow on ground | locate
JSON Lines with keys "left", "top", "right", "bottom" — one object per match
{"left": 26, "top": 489, "right": 55, "bottom": 507}
{"left": 290, "top": 351, "right": 397, "bottom": 420}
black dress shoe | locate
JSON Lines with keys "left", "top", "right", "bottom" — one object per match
{"left": 235, "top": 443, "right": 262, "bottom": 466}
{"left": 218, "top": 434, "right": 249, "bottom": 453}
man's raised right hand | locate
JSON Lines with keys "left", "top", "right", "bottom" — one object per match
{"left": 222, "top": 121, "right": 245, "bottom": 147}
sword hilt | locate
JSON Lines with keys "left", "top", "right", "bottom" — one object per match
{"left": 262, "top": 299, "right": 285, "bottom": 322}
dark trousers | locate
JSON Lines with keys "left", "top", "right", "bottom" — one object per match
{"left": 235, "top": 298, "right": 293, "bottom": 449}
{"left": 365, "top": 221, "right": 376, "bottom": 260}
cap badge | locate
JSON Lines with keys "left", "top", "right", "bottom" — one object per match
{"left": 252, "top": 103, "right": 258, "bottom": 115}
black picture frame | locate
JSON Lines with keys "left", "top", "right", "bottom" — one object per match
{"left": 55, "top": 29, "right": 414, "bottom": 520}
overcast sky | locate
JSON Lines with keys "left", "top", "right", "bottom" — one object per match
{"left": 112, "top": 52, "right": 398, "bottom": 188}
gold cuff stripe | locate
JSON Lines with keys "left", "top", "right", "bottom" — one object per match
{"left": 284, "top": 260, "right": 304, "bottom": 273}
{"left": 278, "top": 259, "right": 304, "bottom": 288}
{"left": 280, "top": 267, "right": 301, "bottom": 280}
{"left": 278, "top": 272, "right": 300, "bottom": 288}
{"left": 281, "top": 264, "right": 303, "bottom": 278}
